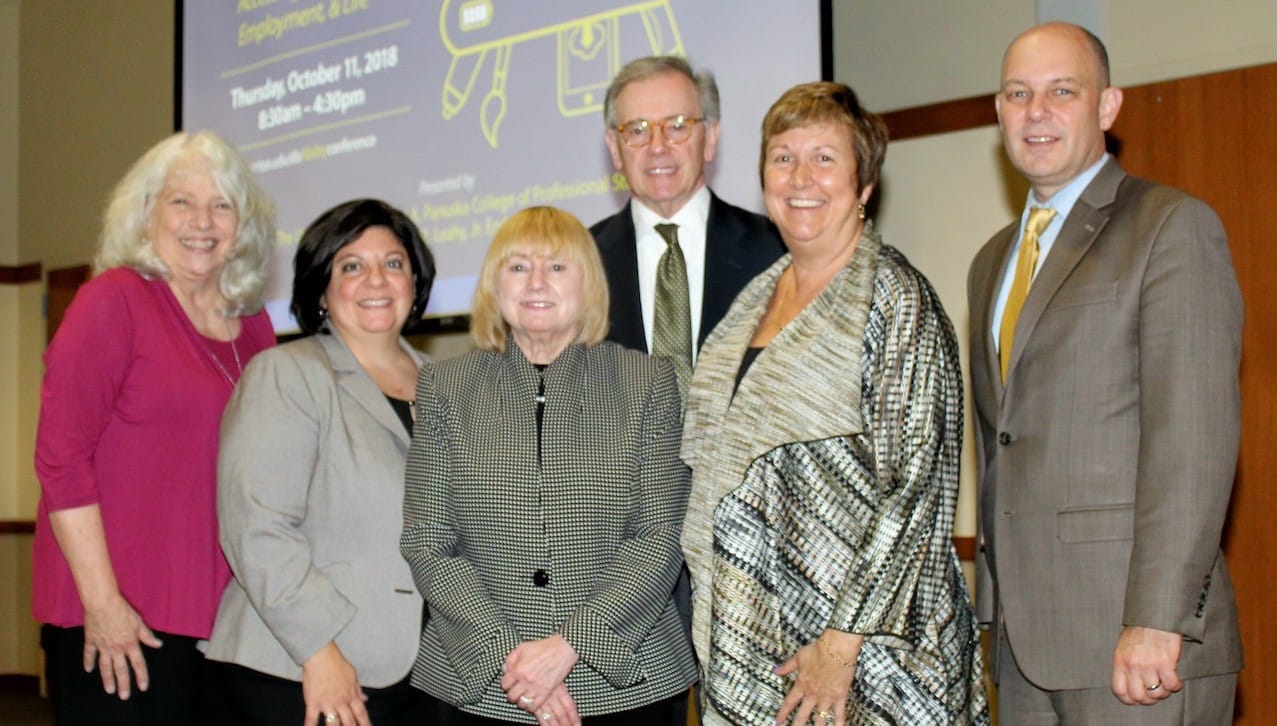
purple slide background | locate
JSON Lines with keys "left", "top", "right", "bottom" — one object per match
{"left": 183, "top": 1, "right": 820, "bottom": 329}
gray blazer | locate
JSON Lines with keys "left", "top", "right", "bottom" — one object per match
{"left": 401, "top": 341, "right": 698, "bottom": 721}
{"left": 967, "top": 158, "right": 1244, "bottom": 690}
{"left": 205, "top": 332, "right": 425, "bottom": 687}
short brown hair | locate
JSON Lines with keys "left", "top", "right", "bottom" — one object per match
{"left": 470, "top": 207, "right": 610, "bottom": 353}
{"left": 760, "top": 82, "right": 889, "bottom": 197}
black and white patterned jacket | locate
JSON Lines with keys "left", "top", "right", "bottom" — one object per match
{"left": 402, "top": 340, "right": 697, "bottom": 721}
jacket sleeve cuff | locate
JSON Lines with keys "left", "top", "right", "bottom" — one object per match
{"left": 559, "top": 610, "right": 642, "bottom": 688}
{"left": 273, "top": 594, "right": 358, "bottom": 667}
{"left": 455, "top": 627, "right": 523, "bottom": 705}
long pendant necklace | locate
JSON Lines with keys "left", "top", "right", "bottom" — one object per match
{"left": 203, "top": 316, "right": 243, "bottom": 387}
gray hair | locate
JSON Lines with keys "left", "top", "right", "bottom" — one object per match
{"left": 602, "top": 55, "right": 720, "bottom": 128}
{"left": 95, "top": 131, "right": 276, "bottom": 316}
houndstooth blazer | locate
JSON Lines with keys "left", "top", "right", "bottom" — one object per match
{"left": 401, "top": 339, "right": 698, "bottom": 721}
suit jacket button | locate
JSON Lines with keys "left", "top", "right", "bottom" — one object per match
{"left": 997, "top": 431, "right": 1012, "bottom": 445}
{"left": 533, "top": 569, "right": 550, "bottom": 587}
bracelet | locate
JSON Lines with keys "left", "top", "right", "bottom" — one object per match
{"left": 820, "top": 636, "right": 854, "bottom": 669}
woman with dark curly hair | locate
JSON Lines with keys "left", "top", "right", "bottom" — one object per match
{"left": 206, "top": 199, "right": 442, "bottom": 726}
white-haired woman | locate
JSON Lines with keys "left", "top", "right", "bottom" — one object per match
{"left": 33, "top": 131, "right": 276, "bottom": 725}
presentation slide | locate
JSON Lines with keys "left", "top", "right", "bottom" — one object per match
{"left": 182, "top": 1, "right": 822, "bottom": 330}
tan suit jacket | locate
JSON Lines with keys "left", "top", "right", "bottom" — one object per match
{"left": 968, "top": 158, "right": 1243, "bottom": 690}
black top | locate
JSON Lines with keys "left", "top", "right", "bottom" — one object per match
{"left": 386, "top": 395, "right": 413, "bottom": 436}
{"left": 734, "top": 346, "right": 765, "bottom": 394}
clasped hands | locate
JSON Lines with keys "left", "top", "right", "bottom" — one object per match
{"left": 501, "top": 634, "right": 581, "bottom": 725}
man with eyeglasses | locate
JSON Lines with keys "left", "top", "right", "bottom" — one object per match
{"left": 592, "top": 56, "right": 784, "bottom": 398}
{"left": 591, "top": 55, "right": 783, "bottom": 725}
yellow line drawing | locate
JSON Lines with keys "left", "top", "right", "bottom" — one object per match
{"left": 439, "top": 0, "right": 684, "bottom": 148}
{"left": 480, "top": 43, "right": 511, "bottom": 146}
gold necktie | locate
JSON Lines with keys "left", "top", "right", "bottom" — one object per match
{"left": 999, "top": 206, "right": 1056, "bottom": 381}
{"left": 652, "top": 223, "right": 693, "bottom": 398}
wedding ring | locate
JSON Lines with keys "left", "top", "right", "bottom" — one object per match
{"left": 541, "top": 713, "right": 554, "bottom": 721}
{"left": 519, "top": 695, "right": 535, "bottom": 706}
{"left": 1146, "top": 681, "right": 1163, "bottom": 692}
{"left": 815, "top": 710, "right": 833, "bottom": 721}
{"left": 324, "top": 713, "right": 339, "bottom": 725}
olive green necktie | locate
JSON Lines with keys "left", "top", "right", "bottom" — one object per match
{"left": 999, "top": 206, "right": 1056, "bottom": 381}
{"left": 653, "top": 223, "right": 693, "bottom": 398}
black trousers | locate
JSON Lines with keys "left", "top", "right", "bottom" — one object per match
{"left": 217, "top": 660, "right": 449, "bottom": 725}
{"left": 447, "top": 693, "right": 681, "bottom": 726}
{"left": 41, "top": 624, "right": 232, "bottom": 726}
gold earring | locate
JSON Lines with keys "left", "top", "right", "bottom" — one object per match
{"left": 857, "top": 204, "right": 866, "bottom": 220}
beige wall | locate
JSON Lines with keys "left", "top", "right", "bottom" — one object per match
{"left": 832, "top": 0, "right": 1035, "bottom": 113}
{"left": 1, "top": 0, "right": 16, "bottom": 267}
{"left": 1, "top": 0, "right": 176, "bottom": 678}
{"left": 0, "top": 0, "right": 39, "bottom": 679}
{"left": 18, "top": 1, "right": 175, "bottom": 268}
{"left": 0, "top": 276, "right": 43, "bottom": 675}
{"left": 835, "top": 0, "right": 1277, "bottom": 113}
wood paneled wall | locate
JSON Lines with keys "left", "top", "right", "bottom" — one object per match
{"left": 1107, "top": 63, "right": 1277, "bottom": 725}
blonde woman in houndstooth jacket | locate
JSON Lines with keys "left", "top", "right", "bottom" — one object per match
{"left": 401, "top": 206, "right": 697, "bottom": 725}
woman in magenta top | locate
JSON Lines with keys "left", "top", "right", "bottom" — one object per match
{"left": 33, "top": 131, "right": 276, "bottom": 725}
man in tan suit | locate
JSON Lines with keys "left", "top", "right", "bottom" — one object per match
{"left": 968, "top": 22, "right": 1244, "bottom": 724}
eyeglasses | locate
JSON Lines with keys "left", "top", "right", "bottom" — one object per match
{"left": 613, "top": 114, "right": 706, "bottom": 148}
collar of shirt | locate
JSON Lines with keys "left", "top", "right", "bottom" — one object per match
{"left": 991, "top": 154, "right": 1110, "bottom": 348}
{"left": 629, "top": 185, "right": 711, "bottom": 359}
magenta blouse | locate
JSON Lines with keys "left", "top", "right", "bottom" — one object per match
{"left": 33, "top": 267, "right": 275, "bottom": 638}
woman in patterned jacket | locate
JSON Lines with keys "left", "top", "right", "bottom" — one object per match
{"left": 680, "top": 82, "right": 989, "bottom": 725}
{"left": 401, "top": 206, "right": 697, "bottom": 725}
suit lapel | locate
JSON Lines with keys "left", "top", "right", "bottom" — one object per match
{"left": 319, "top": 332, "right": 419, "bottom": 448}
{"left": 1005, "top": 160, "right": 1124, "bottom": 381}
{"left": 595, "top": 203, "right": 647, "bottom": 352}
{"left": 702, "top": 193, "right": 750, "bottom": 349}
{"left": 972, "top": 225, "right": 1018, "bottom": 396}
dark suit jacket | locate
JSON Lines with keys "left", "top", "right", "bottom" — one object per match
{"left": 590, "top": 192, "right": 784, "bottom": 352}
{"left": 967, "top": 158, "right": 1244, "bottom": 690}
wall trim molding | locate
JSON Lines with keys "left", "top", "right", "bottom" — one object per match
{"left": 881, "top": 93, "right": 997, "bottom": 142}
{"left": 0, "top": 520, "right": 982, "bottom": 558}
{"left": 0, "top": 521, "right": 36, "bottom": 534}
{"left": 0, "top": 674, "right": 41, "bottom": 695}
{"left": 0, "top": 263, "right": 42, "bottom": 285}
{"left": 47, "top": 264, "right": 93, "bottom": 342}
